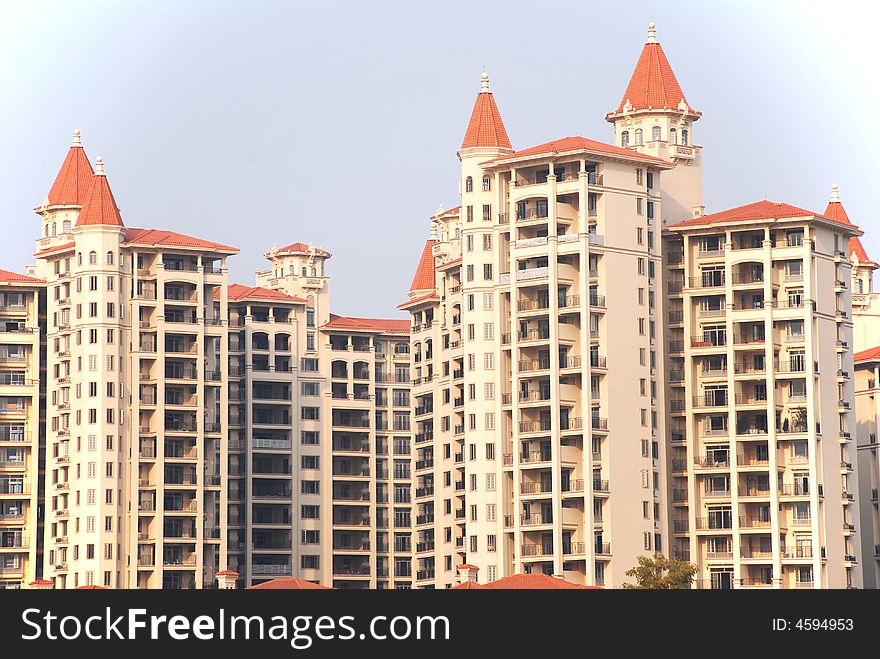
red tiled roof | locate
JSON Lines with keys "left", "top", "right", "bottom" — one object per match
{"left": 409, "top": 240, "right": 437, "bottom": 292}
{"left": 612, "top": 40, "right": 695, "bottom": 115}
{"left": 75, "top": 585, "right": 108, "bottom": 590}
{"left": 246, "top": 578, "right": 332, "bottom": 590}
{"left": 451, "top": 581, "right": 483, "bottom": 590}
{"left": 855, "top": 346, "right": 880, "bottom": 363}
{"left": 461, "top": 89, "right": 512, "bottom": 150}
{"left": 824, "top": 199, "right": 876, "bottom": 266}
{"left": 397, "top": 292, "right": 439, "bottom": 310}
{"left": 122, "top": 228, "right": 239, "bottom": 253}
{"left": 271, "top": 242, "right": 331, "bottom": 258}
{"left": 215, "top": 570, "right": 240, "bottom": 577}
{"left": 75, "top": 169, "right": 124, "bottom": 227}
{"left": 214, "top": 283, "right": 306, "bottom": 303}
{"left": 471, "top": 573, "right": 601, "bottom": 590}
{"left": 431, "top": 206, "right": 460, "bottom": 220}
{"left": 0, "top": 269, "right": 45, "bottom": 285}
{"left": 33, "top": 241, "right": 75, "bottom": 257}
{"left": 483, "top": 136, "right": 670, "bottom": 165}
{"left": 668, "top": 200, "right": 848, "bottom": 230}
{"left": 45, "top": 142, "right": 94, "bottom": 207}
{"left": 323, "top": 314, "right": 409, "bottom": 333}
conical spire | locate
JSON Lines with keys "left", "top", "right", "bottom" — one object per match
{"left": 409, "top": 235, "right": 437, "bottom": 293}
{"left": 45, "top": 129, "right": 95, "bottom": 206}
{"left": 823, "top": 184, "right": 874, "bottom": 266}
{"left": 611, "top": 22, "right": 696, "bottom": 115}
{"left": 460, "top": 72, "right": 512, "bottom": 150}
{"left": 75, "top": 156, "right": 125, "bottom": 228}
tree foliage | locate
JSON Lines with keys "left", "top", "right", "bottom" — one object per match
{"left": 622, "top": 553, "right": 697, "bottom": 589}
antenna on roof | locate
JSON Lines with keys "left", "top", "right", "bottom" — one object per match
{"left": 647, "top": 21, "right": 657, "bottom": 43}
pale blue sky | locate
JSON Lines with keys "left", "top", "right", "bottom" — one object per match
{"left": 1, "top": 0, "right": 876, "bottom": 317}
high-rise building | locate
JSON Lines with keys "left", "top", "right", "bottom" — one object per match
{"left": 663, "top": 200, "right": 861, "bottom": 589}
{"left": 32, "top": 132, "right": 238, "bottom": 589}
{"left": 0, "top": 269, "right": 45, "bottom": 589}
{"left": 5, "top": 21, "right": 871, "bottom": 590}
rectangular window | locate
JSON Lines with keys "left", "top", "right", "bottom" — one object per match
{"left": 466, "top": 205, "right": 473, "bottom": 222}
{"left": 486, "top": 473, "right": 496, "bottom": 491}
{"left": 466, "top": 234, "right": 474, "bottom": 252}
{"left": 483, "top": 264, "right": 492, "bottom": 280}
{"left": 483, "top": 292, "right": 493, "bottom": 310}
{"left": 485, "top": 353, "right": 494, "bottom": 369}
{"left": 482, "top": 204, "right": 491, "bottom": 221}
{"left": 484, "top": 323, "right": 493, "bottom": 340}
{"left": 466, "top": 265, "right": 474, "bottom": 282}
{"left": 485, "top": 412, "right": 495, "bottom": 430}
{"left": 483, "top": 234, "right": 492, "bottom": 250}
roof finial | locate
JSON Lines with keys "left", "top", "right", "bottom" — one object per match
{"left": 647, "top": 21, "right": 657, "bottom": 43}
{"left": 72, "top": 129, "right": 81, "bottom": 146}
{"left": 430, "top": 220, "right": 438, "bottom": 240}
{"left": 95, "top": 156, "right": 104, "bottom": 175}
{"left": 480, "top": 71, "right": 490, "bottom": 93}
{"left": 830, "top": 183, "right": 840, "bottom": 203}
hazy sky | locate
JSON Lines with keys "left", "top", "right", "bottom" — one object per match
{"left": 1, "top": 0, "right": 877, "bottom": 318}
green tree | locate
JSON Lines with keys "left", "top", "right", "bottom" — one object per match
{"left": 623, "top": 553, "right": 697, "bottom": 589}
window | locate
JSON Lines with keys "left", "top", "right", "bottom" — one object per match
{"left": 301, "top": 555, "right": 319, "bottom": 569}
{"left": 89, "top": 251, "right": 97, "bottom": 265}
{"left": 301, "top": 381, "right": 320, "bottom": 396}
{"left": 485, "top": 413, "right": 495, "bottom": 430}
{"left": 681, "top": 129, "right": 689, "bottom": 145}
{"left": 482, "top": 204, "right": 491, "bottom": 221}
{"left": 621, "top": 131, "right": 630, "bottom": 147}
{"left": 635, "top": 129, "right": 643, "bottom": 145}
{"left": 652, "top": 125, "right": 662, "bottom": 141}
{"left": 483, "top": 264, "right": 493, "bottom": 280}
{"left": 466, "top": 265, "right": 474, "bottom": 281}
{"left": 301, "top": 480, "right": 320, "bottom": 494}
{"left": 483, "top": 292, "right": 493, "bottom": 310}
{"left": 636, "top": 198, "right": 643, "bottom": 215}
{"left": 306, "top": 332, "right": 316, "bottom": 351}
{"left": 485, "top": 383, "right": 495, "bottom": 400}
{"left": 637, "top": 227, "right": 644, "bottom": 245}
{"left": 466, "top": 234, "right": 474, "bottom": 252}
{"left": 483, "top": 234, "right": 492, "bottom": 250}
{"left": 482, "top": 175, "right": 490, "bottom": 191}
{"left": 301, "top": 530, "right": 320, "bottom": 544}
{"left": 466, "top": 205, "right": 473, "bottom": 222}
{"left": 486, "top": 473, "right": 496, "bottom": 491}
{"left": 301, "top": 431, "right": 320, "bottom": 445}
{"left": 306, "top": 307, "right": 315, "bottom": 327}
{"left": 301, "top": 407, "right": 320, "bottom": 420}
{"left": 301, "top": 455, "right": 319, "bottom": 470}
{"left": 483, "top": 323, "right": 493, "bottom": 340}
{"left": 465, "top": 176, "right": 473, "bottom": 192}
{"left": 106, "top": 251, "right": 114, "bottom": 265}
{"left": 484, "top": 353, "right": 494, "bottom": 369}
{"left": 637, "top": 258, "right": 646, "bottom": 275}
{"left": 106, "top": 276, "right": 114, "bottom": 291}
{"left": 669, "top": 127, "right": 677, "bottom": 144}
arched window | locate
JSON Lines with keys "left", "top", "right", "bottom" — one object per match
{"left": 482, "top": 176, "right": 490, "bottom": 191}
{"left": 681, "top": 129, "right": 689, "bottom": 146}
{"left": 288, "top": 265, "right": 294, "bottom": 275}
{"left": 106, "top": 251, "right": 114, "bottom": 265}
{"left": 857, "top": 279, "right": 864, "bottom": 294}
{"left": 621, "top": 131, "right": 630, "bottom": 147}
{"left": 669, "top": 128, "right": 677, "bottom": 144}
{"left": 310, "top": 267, "right": 316, "bottom": 276}
{"left": 465, "top": 176, "right": 473, "bottom": 193}
{"left": 652, "top": 125, "right": 662, "bottom": 141}
{"left": 44, "top": 224, "right": 49, "bottom": 237}
{"left": 88, "top": 251, "right": 97, "bottom": 265}
{"left": 454, "top": 227, "right": 460, "bottom": 239}
{"left": 634, "top": 128, "right": 643, "bottom": 145}
{"left": 301, "top": 267, "right": 307, "bottom": 276}
{"left": 77, "top": 252, "right": 82, "bottom": 265}
{"left": 51, "top": 223, "right": 57, "bottom": 237}
{"left": 62, "top": 219, "right": 71, "bottom": 233}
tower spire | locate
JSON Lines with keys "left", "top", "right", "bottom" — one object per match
{"left": 460, "top": 71, "right": 512, "bottom": 150}
{"left": 646, "top": 21, "right": 657, "bottom": 43}
{"left": 830, "top": 183, "right": 840, "bottom": 203}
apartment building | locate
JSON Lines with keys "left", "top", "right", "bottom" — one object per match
{"left": 244, "top": 245, "right": 414, "bottom": 589}
{"left": 222, "top": 283, "right": 307, "bottom": 585}
{"left": 32, "top": 132, "right": 238, "bottom": 589}
{"left": 0, "top": 270, "right": 45, "bottom": 588}
{"left": 854, "top": 348, "right": 880, "bottom": 588}
{"left": 398, "top": 26, "right": 695, "bottom": 586}
{"left": 663, "top": 200, "right": 861, "bottom": 589}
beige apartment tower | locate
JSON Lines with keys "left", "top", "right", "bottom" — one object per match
{"left": 0, "top": 270, "right": 45, "bottom": 588}
{"left": 663, "top": 200, "right": 861, "bottom": 589}
{"left": 33, "top": 132, "right": 237, "bottom": 588}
